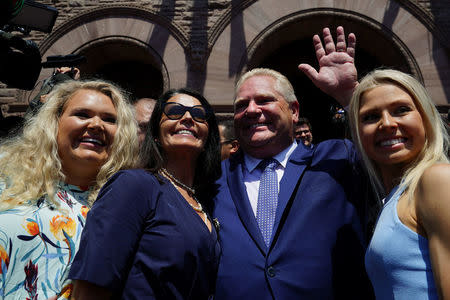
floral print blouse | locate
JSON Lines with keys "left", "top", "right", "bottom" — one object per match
{"left": 0, "top": 182, "right": 90, "bottom": 299}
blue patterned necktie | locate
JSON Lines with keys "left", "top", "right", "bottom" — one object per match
{"left": 256, "top": 158, "right": 279, "bottom": 247}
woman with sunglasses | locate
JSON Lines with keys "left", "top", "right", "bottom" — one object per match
{"left": 69, "top": 88, "right": 222, "bottom": 299}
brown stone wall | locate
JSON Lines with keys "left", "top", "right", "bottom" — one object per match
{"left": 1, "top": 0, "right": 450, "bottom": 116}
{"left": 404, "top": 0, "right": 450, "bottom": 47}
{"left": 27, "top": 0, "right": 232, "bottom": 44}
{"left": 1, "top": 0, "right": 235, "bottom": 115}
{"left": 427, "top": 0, "right": 450, "bottom": 46}
{"left": 25, "top": 0, "right": 449, "bottom": 48}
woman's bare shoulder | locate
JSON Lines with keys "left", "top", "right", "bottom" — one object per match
{"left": 416, "top": 163, "right": 450, "bottom": 228}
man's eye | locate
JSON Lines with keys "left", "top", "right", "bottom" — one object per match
{"left": 258, "top": 98, "right": 274, "bottom": 104}
{"left": 234, "top": 102, "right": 247, "bottom": 112}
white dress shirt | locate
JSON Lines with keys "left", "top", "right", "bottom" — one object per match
{"left": 242, "top": 142, "right": 298, "bottom": 216}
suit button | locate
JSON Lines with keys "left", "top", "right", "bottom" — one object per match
{"left": 267, "top": 266, "right": 276, "bottom": 277}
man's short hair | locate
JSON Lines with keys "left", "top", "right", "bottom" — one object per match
{"left": 297, "top": 117, "right": 312, "bottom": 131}
{"left": 218, "top": 119, "right": 236, "bottom": 141}
{"left": 235, "top": 68, "right": 298, "bottom": 104}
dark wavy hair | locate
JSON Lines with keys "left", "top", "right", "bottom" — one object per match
{"left": 139, "top": 88, "right": 221, "bottom": 205}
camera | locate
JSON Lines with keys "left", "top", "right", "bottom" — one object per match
{"left": 0, "top": 0, "right": 58, "bottom": 90}
{"left": 27, "top": 54, "right": 86, "bottom": 115}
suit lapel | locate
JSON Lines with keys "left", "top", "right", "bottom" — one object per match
{"left": 227, "top": 153, "right": 267, "bottom": 254}
{"left": 270, "top": 145, "right": 313, "bottom": 247}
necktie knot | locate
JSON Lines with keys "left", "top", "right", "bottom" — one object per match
{"left": 259, "top": 158, "right": 279, "bottom": 172}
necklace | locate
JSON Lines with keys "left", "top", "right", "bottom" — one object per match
{"left": 159, "top": 168, "right": 207, "bottom": 223}
{"left": 160, "top": 168, "right": 195, "bottom": 195}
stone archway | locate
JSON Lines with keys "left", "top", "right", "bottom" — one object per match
{"left": 74, "top": 36, "right": 167, "bottom": 100}
{"left": 241, "top": 9, "right": 421, "bottom": 141}
{"left": 24, "top": 5, "right": 189, "bottom": 102}
{"left": 205, "top": 0, "right": 450, "bottom": 108}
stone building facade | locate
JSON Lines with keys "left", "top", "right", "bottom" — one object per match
{"left": 2, "top": 0, "right": 450, "bottom": 140}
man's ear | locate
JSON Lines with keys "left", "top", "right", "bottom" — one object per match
{"left": 290, "top": 101, "right": 300, "bottom": 124}
{"left": 230, "top": 140, "right": 240, "bottom": 155}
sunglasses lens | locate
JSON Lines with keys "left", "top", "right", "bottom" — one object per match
{"left": 191, "top": 107, "right": 207, "bottom": 122}
{"left": 164, "top": 103, "right": 185, "bottom": 119}
{"left": 164, "top": 103, "right": 208, "bottom": 122}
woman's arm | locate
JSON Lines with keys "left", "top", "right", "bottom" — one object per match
{"left": 68, "top": 170, "right": 157, "bottom": 296}
{"left": 416, "top": 163, "right": 450, "bottom": 299}
{"left": 71, "top": 280, "right": 111, "bottom": 300}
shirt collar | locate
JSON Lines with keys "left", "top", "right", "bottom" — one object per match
{"left": 58, "top": 181, "right": 91, "bottom": 205}
{"left": 244, "top": 141, "right": 298, "bottom": 173}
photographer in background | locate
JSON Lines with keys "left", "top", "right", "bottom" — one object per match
{"left": 0, "top": 30, "right": 41, "bottom": 90}
{"left": 1, "top": 0, "right": 58, "bottom": 91}
{"left": 27, "top": 67, "right": 80, "bottom": 116}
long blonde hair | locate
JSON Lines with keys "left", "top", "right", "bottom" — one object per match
{"left": 349, "top": 69, "right": 449, "bottom": 202}
{"left": 0, "top": 80, "right": 139, "bottom": 210}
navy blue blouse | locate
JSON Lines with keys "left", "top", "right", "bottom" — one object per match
{"left": 69, "top": 169, "right": 220, "bottom": 299}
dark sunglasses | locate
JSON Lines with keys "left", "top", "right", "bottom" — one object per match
{"left": 163, "top": 102, "right": 209, "bottom": 123}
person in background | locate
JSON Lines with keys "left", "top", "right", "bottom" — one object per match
{"left": 348, "top": 69, "right": 450, "bottom": 299}
{"left": 69, "top": 88, "right": 221, "bottom": 299}
{"left": 213, "top": 26, "right": 373, "bottom": 299}
{"left": 294, "top": 117, "right": 313, "bottom": 147}
{"left": 218, "top": 118, "right": 239, "bottom": 160}
{"left": 0, "top": 80, "right": 138, "bottom": 299}
{"left": 329, "top": 104, "right": 350, "bottom": 139}
{"left": 27, "top": 67, "right": 81, "bottom": 117}
{"left": 134, "top": 97, "right": 156, "bottom": 146}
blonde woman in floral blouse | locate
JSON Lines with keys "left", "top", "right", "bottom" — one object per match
{"left": 0, "top": 80, "right": 138, "bottom": 299}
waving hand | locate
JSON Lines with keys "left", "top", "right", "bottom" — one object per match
{"left": 298, "top": 26, "right": 358, "bottom": 107}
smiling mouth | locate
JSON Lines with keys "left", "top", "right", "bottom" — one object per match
{"left": 80, "top": 137, "right": 105, "bottom": 146}
{"left": 175, "top": 129, "right": 197, "bottom": 137}
{"left": 379, "top": 138, "right": 406, "bottom": 147}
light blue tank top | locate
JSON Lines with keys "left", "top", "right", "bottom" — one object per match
{"left": 365, "top": 186, "right": 438, "bottom": 299}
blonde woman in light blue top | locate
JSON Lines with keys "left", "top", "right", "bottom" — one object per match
{"left": 0, "top": 80, "right": 138, "bottom": 299}
{"left": 348, "top": 69, "right": 450, "bottom": 299}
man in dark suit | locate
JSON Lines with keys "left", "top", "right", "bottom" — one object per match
{"left": 213, "top": 27, "right": 373, "bottom": 299}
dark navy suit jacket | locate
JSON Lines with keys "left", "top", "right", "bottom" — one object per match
{"left": 213, "top": 140, "right": 373, "bottom": 299}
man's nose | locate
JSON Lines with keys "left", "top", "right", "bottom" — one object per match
{"left": 246, "top": 100, "right": 261, "bottom": 115}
